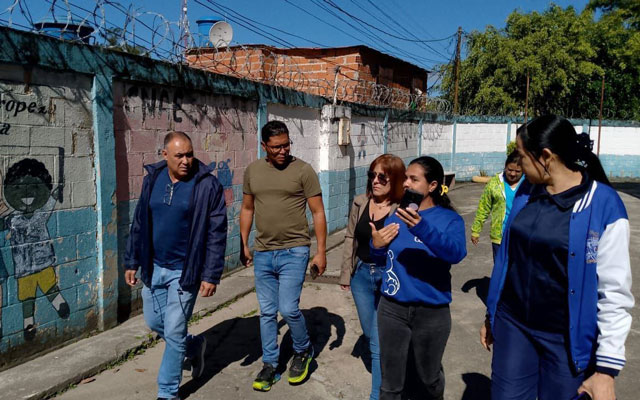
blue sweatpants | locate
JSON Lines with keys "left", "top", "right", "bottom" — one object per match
{"left": 491, "top": 305, "right": 587, "bottom": 400}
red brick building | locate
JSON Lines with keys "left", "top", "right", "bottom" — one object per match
{"left": 186, "top": 45, "right": 429, "bottom": 109}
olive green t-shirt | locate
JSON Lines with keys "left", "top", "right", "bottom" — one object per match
{"left": 243, "top": 157, "right": 322, "bottom": 251}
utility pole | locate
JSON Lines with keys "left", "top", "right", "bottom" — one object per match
{"left": 524, "top": 71, "right": 530, "bottom": 124}
{"left": 597, "top": 74, "right": 605, "bottom": 157}
{"left": 453, "top": 26, "right": 462, "bottom": 115}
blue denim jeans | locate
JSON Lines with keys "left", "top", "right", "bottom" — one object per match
{"left": 351, "top": 260, "right": 383, "bottom": 400}
{"left": 254, "top": 245, "right": 311, "bottom": 367}
{"left": 142, "top": 264, "right": 198, "bottom": 399}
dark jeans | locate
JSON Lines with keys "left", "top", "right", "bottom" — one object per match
{"left": 491, "top": 304, "right": 586, "bottom": 400}
{"left": 377, "top": 296, "right": 451, "bottom": 400}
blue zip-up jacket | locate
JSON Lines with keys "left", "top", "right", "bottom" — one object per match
{"left": 124, "top": 160, "right": 228, "bottom": 287}
{"left": 371, "top": 206, "right": 467, "bottom": 304}
{"left": 487, "top": 180, "right": 633, "bottom": 374}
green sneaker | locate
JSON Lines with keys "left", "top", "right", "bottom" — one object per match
{"left": 252, "top": 364, "right": 281, "bottom": 392}
{"left": 288, "top": 346, "right": 314, "bottom": 384}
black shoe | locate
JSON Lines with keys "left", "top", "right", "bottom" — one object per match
{"left": 288, "top": 345, "right": 314, "bottom": 384}
{"left": 190, "top": 336, "right": 207, "bottom": 379}
{"left": 252, "top": 363, "right": 281, "bottom": 391}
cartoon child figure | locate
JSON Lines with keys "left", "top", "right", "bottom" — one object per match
{"left": 0, "top": 159, "right": 69, "bottom": 341}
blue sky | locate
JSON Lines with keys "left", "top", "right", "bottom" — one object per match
{"left": 2, "top": 0, "right": 590, "bottom": 71}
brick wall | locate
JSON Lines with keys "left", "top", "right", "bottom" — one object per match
{"left": 187, "top": 46, "right": 425, "bottom": 109}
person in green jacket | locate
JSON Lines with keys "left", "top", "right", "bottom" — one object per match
{"left": 470, "top": 151, "right": 523, "bottom": 260}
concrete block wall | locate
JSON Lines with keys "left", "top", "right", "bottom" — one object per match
{"left": 0, "top": 65, "right": 98, "bottom": 367}
{"left": 593, "top": 126, "right": 640, "bottom": 178}
{"left": 453, "top": 123, "right": 509, "bottom": 180}
{"left": 113, "top": 81, "right": 258, "bottom": 316}
{"left": 420, "top": 122, "right": 454, "bottom": 171}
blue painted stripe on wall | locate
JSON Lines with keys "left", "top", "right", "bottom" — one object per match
{"left": 599, "top": 155, "right": 640, "bottom": 178}
{"left": 451, "top": 151, "right": 506, "bottom": 180}
{"left": 319, "top": 166, "right": 369, "bottom": 234}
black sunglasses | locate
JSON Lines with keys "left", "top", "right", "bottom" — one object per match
{"left": 367, "top": 171, "right": 389, "bottom": 185}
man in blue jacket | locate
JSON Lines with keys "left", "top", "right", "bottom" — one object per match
{"left": 124, "top": 131, "right": 227, "bottom": 400}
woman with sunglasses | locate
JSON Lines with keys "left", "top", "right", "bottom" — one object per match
{"left": 370, "top": 156, "right": 467, "bottom": 400}
{"left": 481, "top": 115, "right": 633, "bottom": 400}
{"left": 339, "top": 154, "right": 406, "bottom": 400}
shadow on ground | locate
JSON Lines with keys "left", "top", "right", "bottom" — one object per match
{"left": 179, "top": 306, "right": 345, "bottom": 398}
{"left": 612, "top": 182, "right": 640, "bottom": 199}
{"left": 461, "top": 277, "right": 491, "bottom": 307}
{"left": 461, "top": 372, "right": 491, "bottom": 400}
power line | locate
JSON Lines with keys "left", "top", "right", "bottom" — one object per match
{"left": 307, "top": 0, "right": 443, "bottom": 66}
{"left": 195, "top": 0, "right": 295, "bottom": 48}
{"left": 203, "top": 0, "right": 329, "bottom": 48}
{"left": 348, "top": 0, "right": 455, "bottom": 63}
{"left": 362, "top": 0, "right": 452, "bottom": 60}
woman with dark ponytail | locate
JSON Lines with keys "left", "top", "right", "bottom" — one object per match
{"left": 369, "top": 156, "right": 467, "bottom": 399}
{"left": 481, "top": 115, "right": 633, "bottom": 400}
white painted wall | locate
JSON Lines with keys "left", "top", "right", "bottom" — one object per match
{"left": 595, "top": 126, "right": 640, "bottom": 155}
{"left": 421, "top": 122, "right": 453, "bottom": 155}
{"left": 349, "top": 116, "right": 385, "bottom": 169}
{"left": 387, "top": 121, "right": 419, "bottom": 161}
{"left": 267, "top": 103, "right": 322, "bottom": 171}
{"left": 456, "top": 123, "right": 507, "bottom": 153}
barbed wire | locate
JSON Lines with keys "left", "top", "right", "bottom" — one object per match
{"left": 0, "top": 0, "right": 452, "bottom": 114}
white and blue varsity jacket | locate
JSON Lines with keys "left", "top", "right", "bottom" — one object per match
{"left": 486, "top": 180, "right": 634, "bottom": 375}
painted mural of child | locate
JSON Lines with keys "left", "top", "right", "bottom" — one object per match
{"left": 0, "top": 158, "right": 69, "bottom": 341}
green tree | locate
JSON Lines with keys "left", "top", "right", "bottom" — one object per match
{"left": 439, "top": 4, "right": 640, "bottom": 120}
{"left": 100, "top": 27, "right": 145, "bottom": 56}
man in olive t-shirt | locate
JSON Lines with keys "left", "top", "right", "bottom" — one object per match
{"left": 240, "top": 120, "right": 327, "bottom": 391}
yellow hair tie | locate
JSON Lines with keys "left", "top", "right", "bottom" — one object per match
{"left": 440, "top": 184, "right": 449, "bottom": 196}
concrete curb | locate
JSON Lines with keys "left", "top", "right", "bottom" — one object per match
{"left": 0, "top": 229, "right": 347, "bottom": 400}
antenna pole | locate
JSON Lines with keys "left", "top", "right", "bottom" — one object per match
{"left": 181, "top": 0, "right": 189, "bottom": 52}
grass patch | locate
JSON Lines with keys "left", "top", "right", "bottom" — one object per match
{"left": 242, "top": 309, "right": 258, "bottom": 318}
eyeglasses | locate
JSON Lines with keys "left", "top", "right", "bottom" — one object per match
{"left": 367, "top": 171, "right": 389, "bottom": 186}
{"left": 264, "top": 140, "right": 292, "bottom": 152}
{"left": 163, "top": 183, "right": 174, "bottom": 206}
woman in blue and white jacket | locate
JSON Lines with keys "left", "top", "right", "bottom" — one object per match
{"left": 370, "top": 156, "right": 467, "bottom": 400}
{"left": 480, "top": 115, "right": 633, "bottom": 400}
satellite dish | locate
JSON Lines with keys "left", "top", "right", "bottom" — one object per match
{"left": 208, "top": 21, "right": 233, "bottom": 48}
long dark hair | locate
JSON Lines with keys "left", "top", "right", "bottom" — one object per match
{"left": 518, "top": 115, "right": 610, "bottom": 185}
{"left": 505, "top": 150, "right": 521, "bottom": 167}
{"left": 409, "top": 156, "right": 455, "bottom": 211}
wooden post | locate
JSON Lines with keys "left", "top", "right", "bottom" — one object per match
{"left": 597, "top": 74, "right": 605, "bottom": 157}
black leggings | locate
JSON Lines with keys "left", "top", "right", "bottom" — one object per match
{"left": 377, "top": 296, "right": 451, "bottom": 400}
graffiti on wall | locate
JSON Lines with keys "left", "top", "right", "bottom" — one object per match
{"left": 357, "top": 123, "right": 367, "bottom": 159}
{"left": 422, "top": 123, "right": 444, "bottom": 141}
{"left": 209, "top": 159, "right": 234, "bottom": 189}
{"left": 0, "top": 97, "right": 52, "bottom": 136}
{"left": 124, "top": 85, "right": 184, "bottom": 123}
{"left": 0, "top": 154, "right": 69, "bottom": 341}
